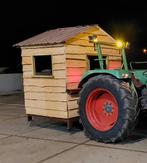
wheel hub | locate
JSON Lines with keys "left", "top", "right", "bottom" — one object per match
{"left": 104, "top": 103, "right": 113, "bottom": 113}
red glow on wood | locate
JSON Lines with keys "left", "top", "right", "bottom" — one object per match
{"left": 107, "top": 61, "right": 122, "bottom": 70}
{"left": 67, "top": 68, "right": 86, "bottom": 83}
{"left": 67, "top": 83, "right": 79, "bottom": 90}
{"left": 68, "top": 75, "right": 81, "bottom": 83}
{"left": 67, "top": 68, "right": 87, "bottom": 90}
{"left": 67, "top": 68, "right": 86, "bottom": 76}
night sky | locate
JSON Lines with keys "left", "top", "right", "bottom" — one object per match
{"left": 0, "top": 0, "right": 147, "bottom": 70}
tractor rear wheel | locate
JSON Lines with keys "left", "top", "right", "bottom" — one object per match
{"left": 79, "top": 75, "right": 136, "bottom": 143}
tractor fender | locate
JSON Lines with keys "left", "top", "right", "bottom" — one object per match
{"left": 78, "top": 69, "right": 131, "bottom": 88}
{"left": 78, "top": 72, "right": 118, "bottom": 88}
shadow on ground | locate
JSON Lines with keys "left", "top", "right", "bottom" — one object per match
{"left": 29, "top": 113, "right": 147, "bottom": 143}
{"left": 29, "top": 116, "right": 83, "bottom": 134}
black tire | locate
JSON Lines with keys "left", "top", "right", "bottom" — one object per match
{"left": 79, "top": 75, "right": 137, "bottom": 143}
{"left": 141, "top": 88, "right": 147, "bottom": 110}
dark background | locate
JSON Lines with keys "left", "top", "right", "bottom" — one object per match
{"left": 0, "top": 0, "right": 147, "bottom": 72}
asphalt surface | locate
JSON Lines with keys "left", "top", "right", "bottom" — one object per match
{"left": 0, "top": 93, "right": 147, "bottom": 163}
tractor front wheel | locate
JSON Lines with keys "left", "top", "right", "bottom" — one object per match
{"left": 79, "top": 75, "right": 136, "bottom": 143}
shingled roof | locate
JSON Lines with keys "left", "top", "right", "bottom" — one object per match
{"left": 14, "top": 25, "right": 99, "bottom": 47}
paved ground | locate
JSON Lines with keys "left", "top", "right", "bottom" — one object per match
{"left": 0, "top": 93, "right": 147, "bottom": 163}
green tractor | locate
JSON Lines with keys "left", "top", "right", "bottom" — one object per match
{"left": 78, "top": 35, "right": 147, "bottom": 143}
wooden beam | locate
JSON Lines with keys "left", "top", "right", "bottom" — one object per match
{"left": 21, "top": 47, "right": 65, "bottom": 57}
{"left": 25, "top": 100, "right": 67, "bottom": 111}
{"left": 24, "top": 78, "right": 66, "bottom": 87}
{"left": 22, "top": 56, "right": 32, "bottom": 65}
{"left": 68, "top": 109, "right": 79, "bottom": 118}
{"left": 53, "top": 70, "right": 66, "bottom": 79}
{"left": 24, "top": 85, "right": 66, "bottom": 93}
{"left": 66, "top": 59, "right": 87, "bottom": 68}
{"left": 25, "top": 92, "right": 67, "bottom": 101}
{"left": 52, "top": 63, "right": 66, "bottom": 70}
{"left": 26, "top": 107, "right": 68, "bottom": 118}
{"left": 67, "top": 100, "right": 78, "bottom": 110}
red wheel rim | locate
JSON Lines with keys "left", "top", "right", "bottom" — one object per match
{"left": 86, "top": 88, "right": 118, "bottom": 132}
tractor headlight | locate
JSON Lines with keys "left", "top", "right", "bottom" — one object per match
{"left": 116, "top": 40, "right": 124, "bottom": 49}
{"left": 116, "top": 40, "right": 129, "bottom": 49}
{"left": 122, "top": 73, "right": 129, "bottom": 78}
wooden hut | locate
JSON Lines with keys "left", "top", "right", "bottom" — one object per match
{"left": 14, "top": 25, "right": 120, "bottom": 127}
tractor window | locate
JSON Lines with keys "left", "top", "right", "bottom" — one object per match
{"left": 88, "top": 56, "right": 106, "bottom": 70}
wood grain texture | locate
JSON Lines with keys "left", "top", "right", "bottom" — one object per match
{"left": 22, "top": 56, "right": 32, "bottom": 65}
{"left": 65, "top": 45, "right": 119, "bottom": 56}
{"left": 66, "top": 59, "right": 87, "bottom": 68}
{"left": 68, "top": 109, "right": 79, "bottom": 118}
{"left": 67, "top": 100, "right": 78, "bottom": 110}
{"left": 24, "top": 78, "right": 66, "bottom": 87}
{"left": 66, "top": 54, "right": 87, "bottom": 60}
{"left": 23, "top": 72, "right": 32, "bottom": 78}
{"left": 21, "top": 47, "right": 65, "bottom": 56}
{"left": 67, "top": 82, "right": 79, "bottom": 90}
{"left": 25, "top": 100, "right": 67, "bottom": 111}
{"left": 67, "top": 67, "right": 87, "bottom": 76}
{"left": 53, "top": 63, "right": 66, "bottom": 70}
{"left": 26, "top": 107, "right": 68, "bottom": 118}
{"left": 25, "top": 92, "right": 67, "bottom": 101}
{"left": 23, "top": 65, "right": 32, "bottom": 72}
{"left": 52, "top": 55, "right": 66, "bottom": 64}
{"left": 53, "top": 70, "right": 66, "bottom": 79}
{"left": 67, "top": 94, "right": 79, "bottom": 101}
{"left": 24, "top": 85, "right": 66, "bottom": 93}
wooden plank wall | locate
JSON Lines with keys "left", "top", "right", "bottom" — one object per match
{"left": 22, "top": 46, "right": 69, "bottom": 118}
{"left": 65, "top": 27, "right": 120, "bottom": 118}
{"left": 67, "top": 93, "right": 79, "bottom": 118}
